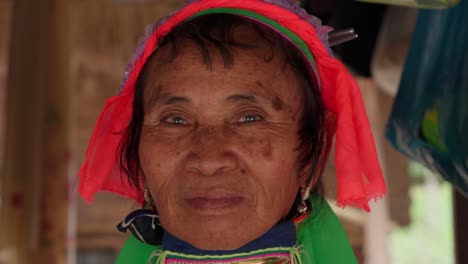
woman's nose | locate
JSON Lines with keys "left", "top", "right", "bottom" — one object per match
{"left": 185, "top": 126, "right": 238, "bottom": 176}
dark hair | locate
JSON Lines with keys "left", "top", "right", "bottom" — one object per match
{"left": 118, "top": 14, "right": 332, "bottom": 200}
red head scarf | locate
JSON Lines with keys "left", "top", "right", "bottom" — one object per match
{"left": 79, "top": 0, "right": 386, "bottom": 212}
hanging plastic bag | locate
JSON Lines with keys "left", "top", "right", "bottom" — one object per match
{"left": 386, "top": 0, "right": 468, "bottom": 195}
{"left": 372, "top": 6, "right": 418, "bottom": 96}
{"left": 353, "top": 0, "right": 460, "bottom": 9}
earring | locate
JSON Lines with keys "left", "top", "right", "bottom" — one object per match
{"left": 297, "top": 187, "right": 310, "bottom": 214}
{"left": 144, "top": 188, "right": 154, "bottom": 208}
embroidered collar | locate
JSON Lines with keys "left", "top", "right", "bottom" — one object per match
{"left": 148, "top": 247, "right": 301, "bottom": 264}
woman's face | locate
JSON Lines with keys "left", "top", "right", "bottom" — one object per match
{"left": 139, "top": 28, "right": 304, "bottom": 250}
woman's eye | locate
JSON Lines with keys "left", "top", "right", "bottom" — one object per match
{"left": 239, "top": 114, "right": 263, "bottom": 123}
{"left": 162, "top": 116, "right": 188, "bottom": 125}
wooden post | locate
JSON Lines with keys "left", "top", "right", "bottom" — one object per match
{"left": 0, "top": 1, "right": 44, "bottom": 262}
{"left": 454, "top": 191, "right": 468, "bottom": 264}
{"left": 358, "top": 77, "right": 390, "bottom": 264}
{"left": 0, "top": 0, "right": 70, "bottom": 263}
{"left": 35, "top": 0, "right": 70, "bottom": 263}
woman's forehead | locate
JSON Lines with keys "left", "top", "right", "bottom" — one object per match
{"left": 152, "top": 23, "right": 279, "bottom": 64}
{"left": 142, "top": 40, "right": 302, "bottom": 109}
{"left": 154, "top": 41, "right": 297, "bottom": 84}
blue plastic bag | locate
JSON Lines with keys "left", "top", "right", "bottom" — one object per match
{"left": 386, "top": 0, "right": 468, "bottom": 195}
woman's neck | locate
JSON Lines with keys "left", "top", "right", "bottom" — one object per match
{"left": 162, "top": 220, "right": 297, "bottom": 255}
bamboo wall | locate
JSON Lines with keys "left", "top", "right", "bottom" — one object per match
{"left": 0, "top": 1, "right": 411, "bottom": 263}
{"left": 0, "top": 1, "right": 70, "bottom": 263}
{"left": 0, "top": 1, "right": 189, "bottom": 263}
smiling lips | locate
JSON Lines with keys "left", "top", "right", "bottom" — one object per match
{"left": 185, "top": 191, "right": 245, "bottom": 213}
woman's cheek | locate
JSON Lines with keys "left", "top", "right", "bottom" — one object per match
{"left": 235, "top": 134, "right": 274, "bottom": 161}
{"left": 139, "top": 133, "right": 185, "bottom": 189}
{"left": 260, "top": 141, "right": 273, "bottom": 160}
{"left": 232, "top": 122, "right": 296, "bottom": 162}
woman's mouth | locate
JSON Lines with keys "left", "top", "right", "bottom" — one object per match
{"left": 184, "top": 193, "right": 245, "bottom": 214}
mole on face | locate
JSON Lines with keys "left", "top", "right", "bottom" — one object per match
{"left": 272, "top": 96, "right": 283, "bottom": 111}
{"left": 261, "top": 143, "right": 273, "bottom": 159}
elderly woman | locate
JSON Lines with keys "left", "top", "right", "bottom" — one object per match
{"left": 79, "top": 0, "right": 386, "bottom": 263}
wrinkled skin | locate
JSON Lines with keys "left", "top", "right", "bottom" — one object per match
{"left": 139, "top": 26, "right": 305, "bottom": 250}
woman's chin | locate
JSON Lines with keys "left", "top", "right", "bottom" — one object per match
{"left": 165, "top": 213, "right": 270, "bottom": 251}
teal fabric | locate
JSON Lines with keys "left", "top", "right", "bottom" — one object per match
{"left": 386, "top": 0, "right": 468, "bottom": 195}
{"left": 115, "top": 194, "right": 357, "bottom": 263}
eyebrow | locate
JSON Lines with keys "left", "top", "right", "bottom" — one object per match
{"left": 226, "top": 93, "right": 270, "bottom": 105}
{"left": 146, "top": 94, "right": 191, "bottom": 109}
{"left": 146, "top": 93, "right": 273, "bottom": 110}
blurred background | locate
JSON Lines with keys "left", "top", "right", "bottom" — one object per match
{"left": 0, "top": 0, "right": 466, "bottom": 263}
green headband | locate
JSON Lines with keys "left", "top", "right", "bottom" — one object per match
{"left": 190, "top": 8, "right": 318, "bottom": 70}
